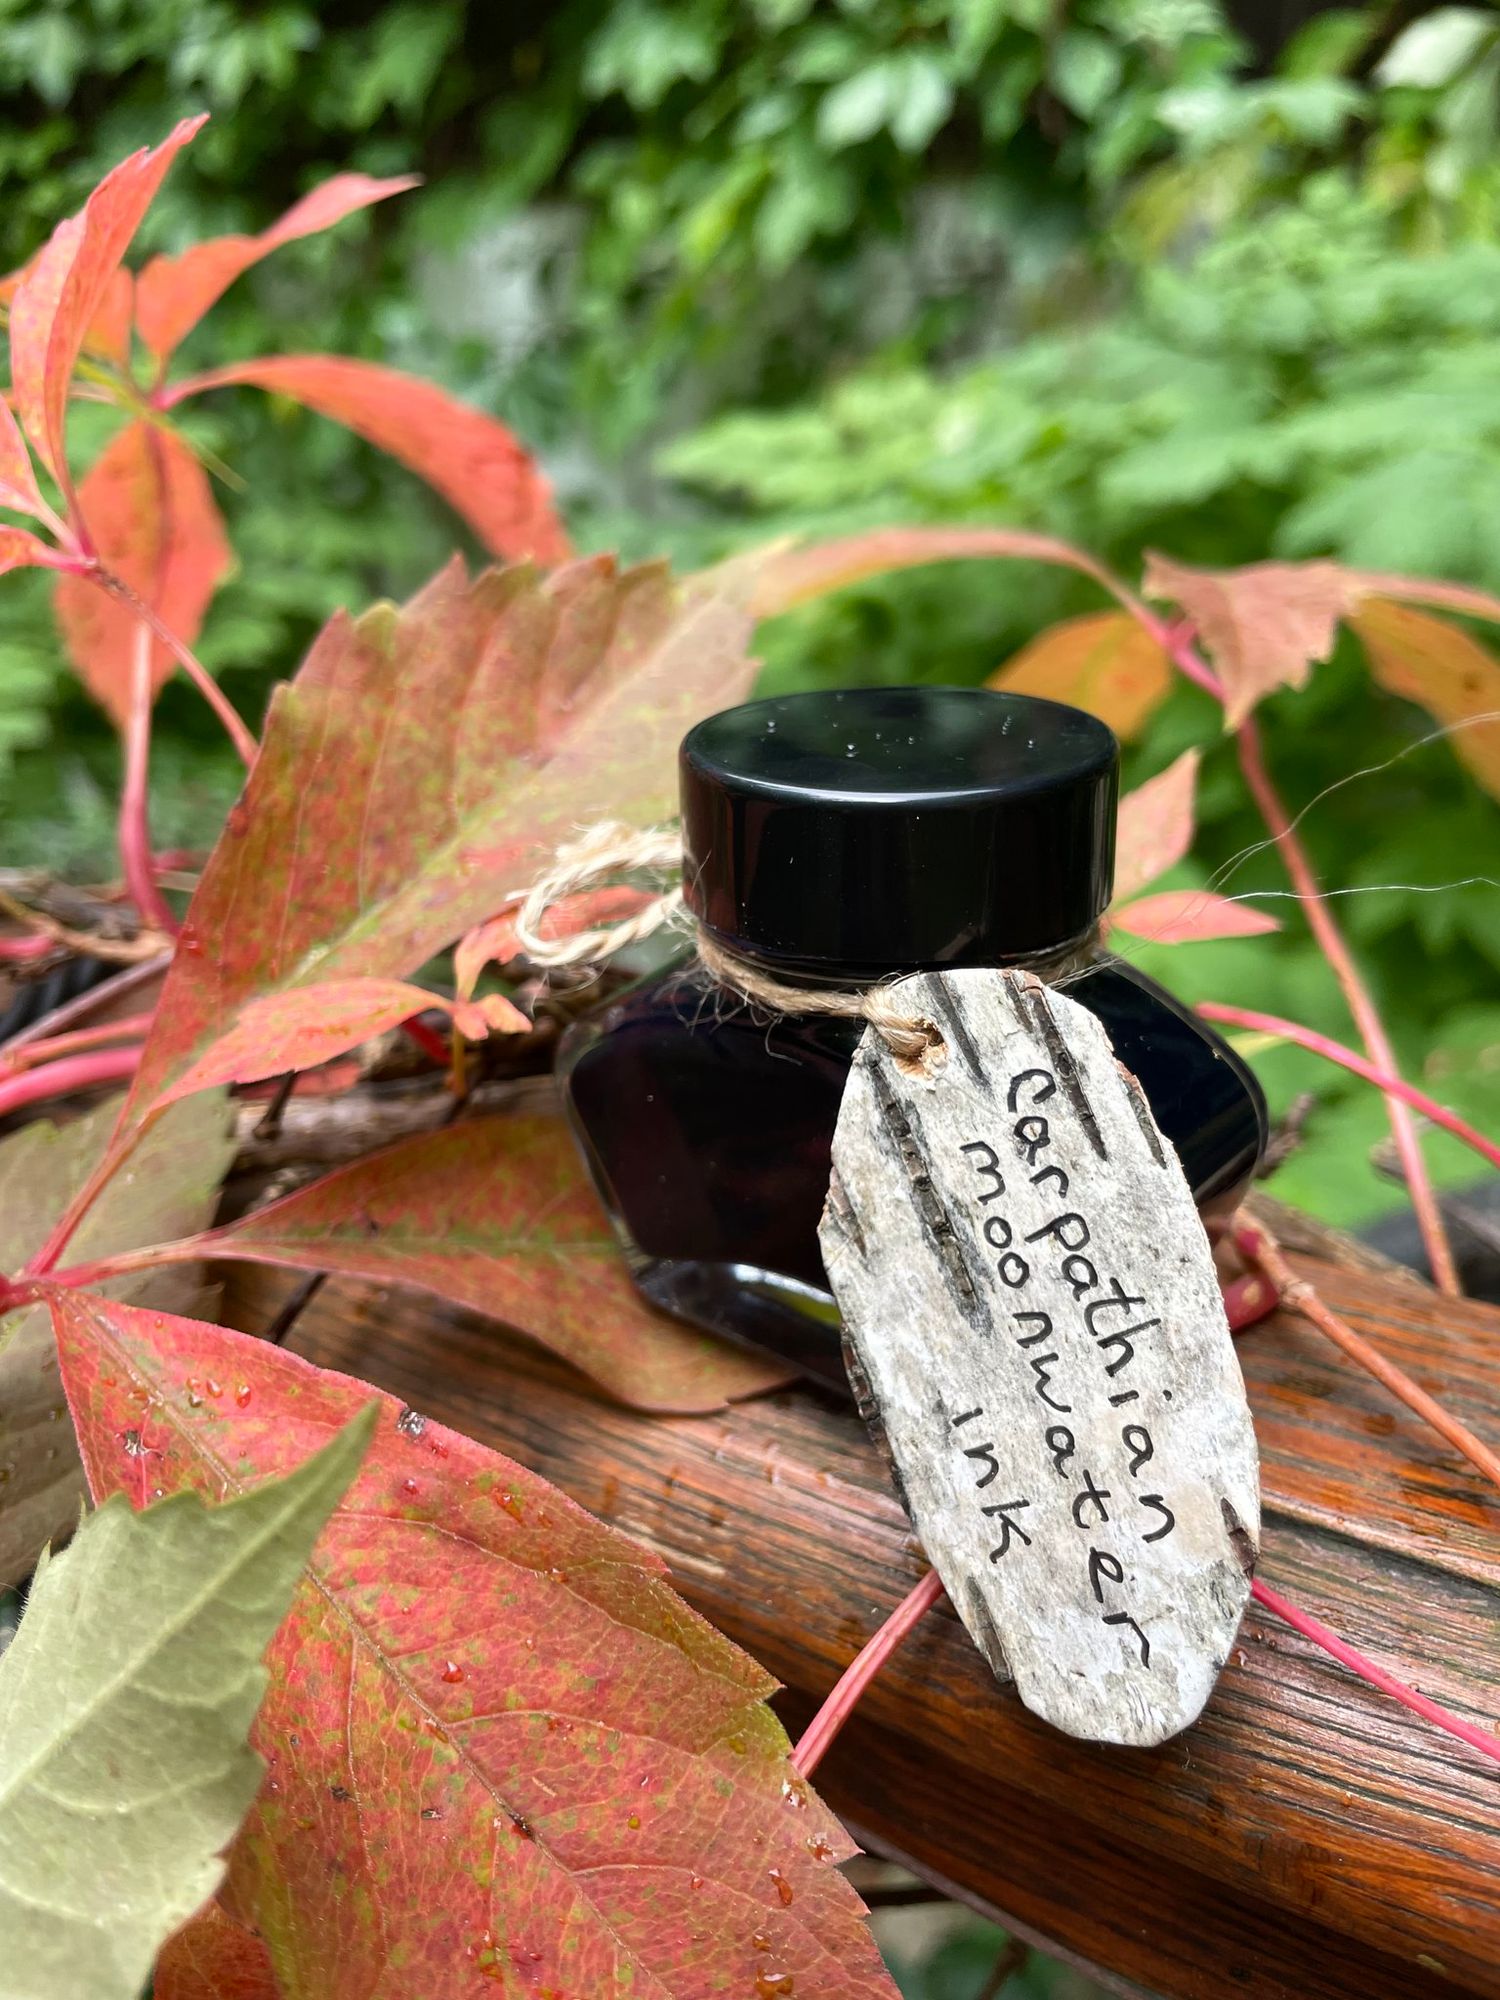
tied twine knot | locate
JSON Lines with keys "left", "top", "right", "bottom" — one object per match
{"left": 512, "top": 821, "right": 946, "bottom": 1070}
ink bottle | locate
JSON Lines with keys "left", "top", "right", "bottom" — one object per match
{"left": 560, "top": 687, "right": 1266, "bottom": 1390}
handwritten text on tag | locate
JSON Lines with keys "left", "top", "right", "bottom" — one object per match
{"left": 820, "top": 967, "right": 1260, "bottom": 1747}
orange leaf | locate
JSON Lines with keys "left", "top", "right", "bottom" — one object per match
{"left": 136, "top": 172, "right": 420, "bottom": 362}
{"left": 0, "top": 523, "right": 62, "bottom": 577}
{"left": 153, "top": 1902, "right": 277, "bottom": 2000}
{"left": 748, "top": 525, "right": 1138, "bottom": 620}
{"left": 8, "top": 116, "right": 203, "bottom": 500}
{"left": 1143, "top": 553, "right": 1360, "bottom": 726}
{"left": 176, "top": 1116, "right": 792, "bottom": 1411}
{"left": 1352, "top": 599, "right": 1500, "bottom": 801}
{"left": 1113, "top": 749, "right": 1200, "bottom": 903}
{"left": 121, "top": 554, "right": 762, "bottom": 1136}
{"left": 0, "top": 384, "right": 46, "bottom": 520}
{"left": 1110, "top": 889, "right": 1279, "bottom": 945}
{"left": 988, "top": 610, "right": 1170, "bottom": 739}
{"left": 53, "top": 420, "right": 231, "bottom": 725}
{"left": 166, "top": 354, "right": 567, "bottom": 563}
{"left": 160, "top": 977, "right": 533, "bottom": 1108}
{"left": 55, "top": 1295, "right": 883, "bottom": 1993}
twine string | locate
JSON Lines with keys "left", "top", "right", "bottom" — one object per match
{"left": 512, "top": 820, "right": 1093, "bottom": 1071}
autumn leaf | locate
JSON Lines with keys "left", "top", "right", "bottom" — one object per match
{"left": 164, "top": 354, "right": 567, "bottom": 564}
{"left": 54, "top": 420, "right": 232, "bottom": 724}
{"left": 1352, "top": 599, "right": 1500, "bottom": 801}
{"left": 8, "top": 115, "right": 203, "bottom": 503}
{"left": 0, "top": 525, "right": 63, "bottom": 577}
{"left": 1112, "top": 749, "right": 1200, "bottom": 904}
{"left": 750, "top": 524, "right": 1138, "bottom": 620}
{"left": 1110, "top": 889, "right": 1279, "bottom": 945}
{"left": 121, "top": 553, "right": 762, "bottom": 1134}
{"left": 136, "top": 172, "right": 421, "bottom": 363}
{"left": 154, "top": 1903, "right": 277, "bottom": 2000}
{"left": 0, "top": 1399, "right": 370, "bottom": 2000}
{"left": 0, "top": 389, "right": 47, "bottom": 519}
{"left": 159, "top": 976, "right": 527, "bottom": 1104}
{"left": 1142, "top": 553, "right": 1357, "bottom": 726}
{"left": 988, "top": 610, "right": 1171, "bottom": 739}
{"left": 97, "top": 1115, "right": 788, "bottom": 1413}
{"left": 54, "top": 1295, "right": 896, "bottom": 2000}
{"left": 0, "top": 1091, "right": 235, "bottom": 1587}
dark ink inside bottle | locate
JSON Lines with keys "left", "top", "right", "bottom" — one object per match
{"left": 560, "top": 687, "right": 1266, "bottom": 1391}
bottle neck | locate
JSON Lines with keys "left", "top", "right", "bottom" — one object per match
{"left": 693, "top": 923, "right": 1103, "bottom": 996}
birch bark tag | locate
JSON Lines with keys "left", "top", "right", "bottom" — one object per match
{"left": 819, "top": 966, "right": 1260, "bottom": 1748}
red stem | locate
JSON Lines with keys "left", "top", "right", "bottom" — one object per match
{"left": 0, "top": 1014, "right": 153, "bottom": 1074}
{"left": 91, "top": 567, "right": 257, "bottom": 769}
{"left": 793, "top": 1571, "right": 945, "bottom": 1777}
{"left": 120, "top": 622, "right": 177, "bottom": 936}
{"left": 1142, "top": 609, "right": 1461, "bottom": 1295}
{"left": 1233, "top": 720, "right": 1460, "bottom": 1293}
{"left": 1250, "top": 1579, "right": 1500, "bottom": 1768}
{"left": 1236, "top": 1218, "right": 1500, "bottom": 1494}
{"left": 401, "top": 1015, "right": 451, "bottom": 1067}
{"left": 0, "top": 1047, "right": 141, "bottom": 1120}
{"left": 0, "top": 934, "right": 55, "bottom": 963}
{"left": 1199, "top": 1002, "right": 1500, "bottom": 1173}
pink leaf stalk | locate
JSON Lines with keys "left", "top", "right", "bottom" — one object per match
{"left": 0, "top": 1046, "right": 142, "bottom": 1121}
{"left": 1250, "top": 1579, "right": 1500, "bottom": 1769}
{"left": 1199, "top": 1002, "right": 1500, "bottom": 1174}
{"left": 120, "top": 621, "right": 177, "bottom": 936}
{"left": 95, "top": 566, "right": 257, "bottom": 768}
{"left": 1141, "top": 611, "right": 1461, "bottom": 1294}
{"left": 0, "top": 1012, "right": 154, "bottom": 1074}
{"left": 793, "top": 1571, "right": 945, "bottom": 1778}
{"left": 1235, "top": 1218, "right": 1500, "bottom": 1495}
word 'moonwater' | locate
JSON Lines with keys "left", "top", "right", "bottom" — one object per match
{"left": 820, "top": 967, "right": 1260, "bottom": 1747}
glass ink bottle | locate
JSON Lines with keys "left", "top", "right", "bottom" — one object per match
{"left": 560, "top": 686, "right": 1266, "bottom": 1391}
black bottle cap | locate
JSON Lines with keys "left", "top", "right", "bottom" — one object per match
{"left": 680, "top": 686, "right": 1119, "bottom": 979}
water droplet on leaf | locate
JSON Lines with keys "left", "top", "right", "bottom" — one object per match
{"left": 441, "top": 1660, "right": 465, "bottom": 1684}
{"left": 768, "top": 1867, "right": 794, "bottom": 1905}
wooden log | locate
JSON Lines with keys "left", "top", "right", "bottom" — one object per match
{"left": 221, "top": 1249, "right": 1500, "bottom": 2000}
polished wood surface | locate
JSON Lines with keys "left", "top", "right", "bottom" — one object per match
{"left": 223, "top": 1249, "right": 1500, "bottom": 2000}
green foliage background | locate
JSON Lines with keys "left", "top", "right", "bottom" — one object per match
{"left": 2, "top": 0, "right": 1499, "bottom": 1247}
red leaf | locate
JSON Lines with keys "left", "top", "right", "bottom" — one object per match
{"left": 54, "top": 1294, "right": 894, "bottom": 1999}
{"left": 122, "top": 554, "right": 762, "bottom": 1134}
{"left": 749, "top": 525, "right": 1138, "bottom": 620}
{"left": 454, "top": 887, "right": 654, "bottom": 999}
{"left": 136, "top": 172, "right": 421, "bottom": 363}
{"left": 1143, "top": 553, "right": 1357, "bottom": 725}
{"left": 988, "top": 610, "right": 1170, "bottom": 739}
{"left": 1110, "top": 889, "right": 1279, "bottom": 945}
{"left": 154, "top": 1903, "right": 277, "bottom": 2000}
{"left": 8, "top": 116, "right": 204, "bottom": 501}
{"left": 174, "top": 1114, "right": 791, "bottom": 1411}
{"left": 158, "top": 977, "right": 514, "bottom": 1104}
{"left": 166, "top": 354, "right": 567, "bottom": 563}
{"left": 53, "top": 420, "right": 231, "bottom": 725}
{"left": 1112, "top": 749, "right": 1199, "bottom": 904}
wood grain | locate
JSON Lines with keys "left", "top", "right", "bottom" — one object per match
{"left": 222, "top": 1249, "right": 1500, "bottom": 2000}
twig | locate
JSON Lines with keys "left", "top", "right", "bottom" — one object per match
{"left": 1251, "top": 1579, "right": 1500, "bottom": 1769}
{"left": 120, "top": 622, "right": 176, "bottom": 936}
{"left": 976, "top": 1936, "right": 1030, "bottom": 2000}
{"left": 1235, "top": 1217, "right": 1500, "bottom": 1495}
{"left": 1200, "top": 1002, "right": 1500, "bottom": 1174}
{"left": 263, "top": 1272, "right": 327, "bottom": 1347}
{"left": 793, "top": 1570, "right": 945, "bottom": 1777}
{"left": 253, "top": 1071, "right": 298, "bottom": 1142}
{"left": 0, "top": 889, "right": 167, "bottom": 965}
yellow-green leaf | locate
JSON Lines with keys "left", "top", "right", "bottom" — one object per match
{"left": 1353, "top": 599, "right": 1500, "bottom": 801}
